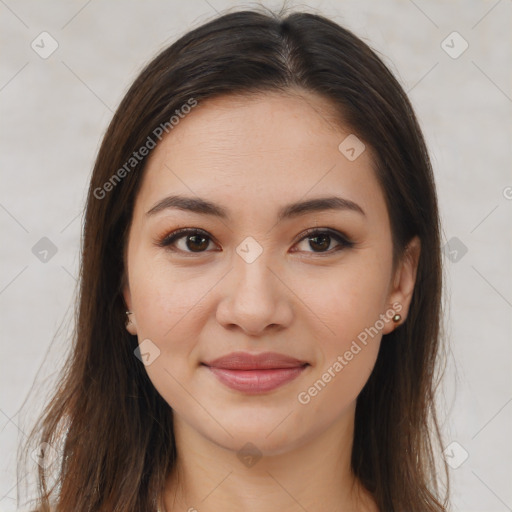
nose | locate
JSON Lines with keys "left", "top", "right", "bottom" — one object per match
{"left": 215, "top": 248, "right": 293, "bottom": 336}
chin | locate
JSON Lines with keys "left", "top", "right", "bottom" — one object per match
{"left": 199, "top": 407, "right": 314, "bottom": 456}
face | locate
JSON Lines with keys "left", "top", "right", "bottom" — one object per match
{"left": 123, "top": 91, "right": 419, "bottom": 455}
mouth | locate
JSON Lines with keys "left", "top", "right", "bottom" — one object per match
{"left": 202, "top": 351, "right": 310, "bottom": 394}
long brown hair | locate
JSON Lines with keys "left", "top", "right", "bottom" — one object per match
{"left": 20, "top": 7, "right": 449, "bottom": 511}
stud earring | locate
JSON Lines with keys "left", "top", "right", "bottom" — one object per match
{"left": 126, "top": 311, "right": 133, "bottom": 324}
{"left": 392, "top": 313, "right": 401, "bottom": 323}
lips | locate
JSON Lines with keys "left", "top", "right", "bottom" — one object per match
{"left": 204, "top": 351, "right": 308, "bottom": 370}
{"left": 202, "top": 351, "right": 309, "bottom": 393}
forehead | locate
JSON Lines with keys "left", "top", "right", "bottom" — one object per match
{"left": 134, "top": 91, "right": 387, "bottom": 225}
{"left": 150, "top": 91, "right": 352, "bottom": 167}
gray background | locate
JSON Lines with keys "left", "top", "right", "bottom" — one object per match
{"left": 1, "top": 1, "right": 511, "bottom": 511}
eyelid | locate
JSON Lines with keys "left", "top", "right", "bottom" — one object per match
{"left": 155, "top": 227, "right": 218, "bottom": 250}
{"left": 155, "top": 226, "right": 355, "bottom": 254}
{"left": 291, "top": 227, "right": 355, "bottom": 254}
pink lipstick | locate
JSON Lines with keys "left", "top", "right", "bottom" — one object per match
{"left": 203, "top": 351, "right": 309, "bottom": 393}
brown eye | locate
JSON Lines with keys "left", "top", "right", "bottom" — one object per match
{"left": 308, "top": 233, "right": 331, "bottom": 252}
{"left": 293, "top": 229, "right": 354, "bottom": 254}
{"left": 158, "top": 228, "right": 216, "bottom": 253}
{"left": 184, "top": 233, "right": 210, "bottom": 252}
{"left": 157, "top": 227, "right": 353, "bottom": 256}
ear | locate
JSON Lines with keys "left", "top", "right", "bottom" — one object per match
{"left": 122, "top": 279, "right": 138, "bottom": 336}
{"left": 382, "top": 236, "right": 421, "bottom": 335}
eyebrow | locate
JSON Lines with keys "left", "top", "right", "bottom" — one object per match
{"left": 146, "top": 194, "right": 365, "bottom": 221}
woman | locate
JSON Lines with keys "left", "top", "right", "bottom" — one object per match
{"left": 22, "top": 7, "right": 449, "bottom": 512}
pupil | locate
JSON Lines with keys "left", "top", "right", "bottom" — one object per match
{"left": 310, "top": 234, "right": 330, "bottom": 251}
{"left": 187, "top": 234, "right": 208, "bottom": 252}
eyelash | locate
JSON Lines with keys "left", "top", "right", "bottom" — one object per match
{"left": 155, "top": 227, "right": 355, "bottom": 256}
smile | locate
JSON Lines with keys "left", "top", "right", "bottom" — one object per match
{"left": 202, "top": 351, "right": 310, "bottom": 394}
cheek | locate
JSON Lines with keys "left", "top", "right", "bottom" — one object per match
{"left": 293, "top": 256, "right": 390, "bottom": 402}
{"left": 295, "top": 341, "right": 380, "bottom": 432}
{"left": 297, "top": 256, "right": 391, "bottom": 344}
{"left": 129, "top": 251, "right": 213, "bottom": 338}
{"left": 127, "top": 252, "right": 216, "bottom": 397}
{"left": 129, "top": 262, "right": 206, "bottom": 410}
{"left": 294, "top": 271, "right": 387, "bottom": 419}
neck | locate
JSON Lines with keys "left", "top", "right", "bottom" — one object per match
{"left": 163, "top": 402, "right": 378, "bottom": 512}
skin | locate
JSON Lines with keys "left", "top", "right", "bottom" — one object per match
{"left": 123, "top": 90, "right": 420, "bottom": 512}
